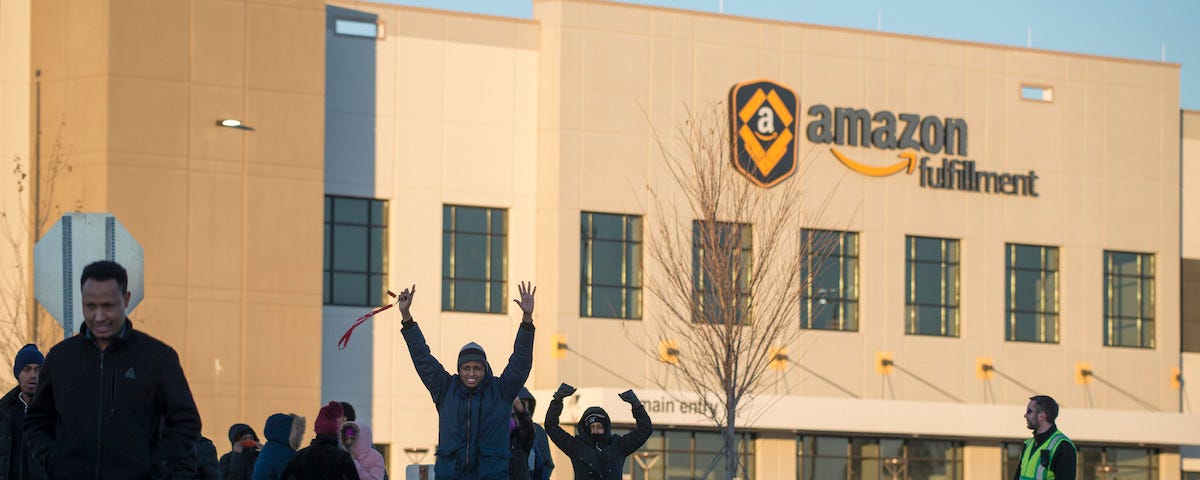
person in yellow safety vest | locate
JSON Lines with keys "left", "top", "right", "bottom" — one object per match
{"left": 1014, "top": 395, "right": 1076, "bottom": 480}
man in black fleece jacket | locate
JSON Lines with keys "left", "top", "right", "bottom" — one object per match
{"left": 24, "top": 260, "right": 202, "bottom": 479}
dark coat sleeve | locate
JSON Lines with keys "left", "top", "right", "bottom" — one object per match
{"left": 534, "top": 426, "right": 554, "bottom": 480}
{"left": 22, "top": 355, "right": 56, "bottom": 471}
{"left": 516, "top": 411, "right": 534, "bottom": 452}
{"left": 151, "top": 348, "right": 203, "bottom": 478}
{"left": 219, "top": 452, "right": 232, "bottom": 479}
{"left": 401, "top": 322, "right": 453, "bottom": 407}
{"left": 497, "top": 324, "right": 535, "bottom": 402}
{"left": 224, "top": 450, "right": 256, "bottom": 480}
{"left": 196, "top": 439, "right": 221, "bottom": 480}
{"left": 618, "top": 404, "right": 654, "bottom": 456}
{"left": 341, "top": 453, "right": 362, "bottom": 480}
{"left": 543, "top": 395, "right": 578, "bottom": 458}
{"left": 1051, "top": 443, "right": 1076, "bottom": 480}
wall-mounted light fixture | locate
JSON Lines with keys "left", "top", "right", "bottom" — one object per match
{"left": 216, "top": 119, "right": 255, "bottom": 131}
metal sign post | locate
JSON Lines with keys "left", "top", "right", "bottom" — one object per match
{"left": 34, "top": 213, "right": 144, "bottom": 338}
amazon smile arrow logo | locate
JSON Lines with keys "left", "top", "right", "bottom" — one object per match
{"left": 830, "top": 148, "right": 917, "bottom": 177}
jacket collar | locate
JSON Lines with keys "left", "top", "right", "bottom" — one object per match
{"left": 81, "top": 318, "right": 134, "bottom": 349}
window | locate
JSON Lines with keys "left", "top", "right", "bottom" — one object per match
{"left": 620, "top": 429, "right": 756, "bottom": 480}
{"left": 1020, "top": 85, "right": 1053, "bottom": 102}
{"left": 1078, "top": 446, "right": 1159, "bottom": 479}
{"left": 580, "top": 212, "right": 643, "bottom": 319}
{"left": 800, "top": 229, "right": 859, "bottom": 331}
{"left": 693, "top": 221, "right": 752, "bottom": 324}
{"left": 1104, "top": 251, "right": 1155, "bottom": 348}
{"left": 1006, "top": 244, "right": 1060, "bottom": 343}
{"left": 324, "top": 196, "right": 387, "bottom": 306}
{"left": 442, "top": 205, "right": 507, "bottom": 313}
{"left": 797, "top": 435, "right": 963, "bottom": 479}
{"left": 334, "top": 19, "right": 379, "bottom": 38}
{"left": 905, "top": 236, "right": 960, "bottom": 336}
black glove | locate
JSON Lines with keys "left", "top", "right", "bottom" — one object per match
{"left": 618, "top": 389, "right": 641, "bottom": 406}
{"left": 554, "top": 383, "right": 577, "bottom": 399}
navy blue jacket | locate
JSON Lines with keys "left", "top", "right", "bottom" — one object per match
{"left": 401, "top": 322, "right": 534, "bottom": 479}
{"left": 251, "top": 414, "right": 303, "bottom": 480}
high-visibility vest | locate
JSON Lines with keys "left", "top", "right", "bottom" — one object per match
{"left": 1018, "top": 430, "right": 1075, "bottom": 480}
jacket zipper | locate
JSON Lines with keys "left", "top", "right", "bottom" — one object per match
{"left": 465, "top": 392, "right": 473, "bottom": 475}
{"left": 95, "top": 350, "right": 105, "bottom": 479}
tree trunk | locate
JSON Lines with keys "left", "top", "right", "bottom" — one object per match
{"left": 725, "top": 390, "right": 738, "bottom": 480}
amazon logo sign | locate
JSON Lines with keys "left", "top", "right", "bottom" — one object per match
{"left": 729, "top": 80, "right": 1039, "bottom": 197}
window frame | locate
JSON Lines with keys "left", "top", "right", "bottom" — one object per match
{"left": 796, "top": 434, "right": 964, "bottom": 480}
{"left": 692, "top": 220, "right": 753, "bottom": 325}
{"left": 800, "top": 229, "right": 860, "bottom": 332}
{"left": 442, "top": 204, "right": 508, "bottom": 314}
{"left": 1103, "top": 250, "right": 1156, "bottom": 348}
{"left": 323, "top": 195, "right": 388, "bottom": 307}
{"left": 904, "top": 235, "right": 961, "bottom": 337}
{"left": 580, "top": 211, "right": 644, "bottom": 320}
{"left": 1005, "top": 243, "right": 1061, "bottom": 343}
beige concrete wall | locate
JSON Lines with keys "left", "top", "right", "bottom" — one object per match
{"left": 535, "top": 0, "right": 1182, "bottom": 416}
{"left": 1185, "top": 110, "right": 1200, "bottom": 260}
{"left": 327, "top": 0, "right": 541, "bottom": 456}
{"left": 0, "top": 0, "right": 31, "bottom": 388}
{"left": 30, "top": 0, "right": 326, "bottom": 444}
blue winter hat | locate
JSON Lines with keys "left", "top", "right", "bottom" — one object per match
{"left": 13, "top": 344, "right": 44, "bottom": 379}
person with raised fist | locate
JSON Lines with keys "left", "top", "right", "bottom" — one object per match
{"left": 396, "top": 282, "right": 537, "bottom": 479}
{"left": 544, "top": 383, "right": 653, "bottom": 479}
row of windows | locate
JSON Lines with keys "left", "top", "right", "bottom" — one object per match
{"left": 323, "top": 197, "right": 1156, "bottom": 348}
{"left": 608, "top": 432, "right": 1162, "bottom": 480}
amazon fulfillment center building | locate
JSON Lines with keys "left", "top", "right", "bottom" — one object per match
{"left": 3, "top": 0, "right": 1200, "bottom": 478}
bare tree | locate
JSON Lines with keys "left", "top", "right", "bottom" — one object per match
{"left": 0, "top": 120, "right": 78, "bottom": 387}
{"left": 631, "top": 103, "right": 829, "bottom": 479}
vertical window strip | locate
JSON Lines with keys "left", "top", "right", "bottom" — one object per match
{"left": 581, "top": 212, "right": 642, "bottom": 319}
{"left": 1104, "top": 251, "right": 1155, "bottom": 348}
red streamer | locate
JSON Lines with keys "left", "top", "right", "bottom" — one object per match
{"left": 337, "top": 290, "right": 397, "bottom": 350}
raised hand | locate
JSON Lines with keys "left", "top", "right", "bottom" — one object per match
{"left": 554, "top": 382, "right": 576, "bottom": 399}
{"left": 396, "top": 285, "right": 416, "bottom": 322}
{"left": 618, "top": 389, "right": 641, "bottom": 406}
{"left": 513, "top": 281, "right": 537, "bottom": 321}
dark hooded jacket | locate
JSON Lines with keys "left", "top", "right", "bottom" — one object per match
{"left": 545, "top": 398, "right": 653, "bottom": 480}
{"left": 1, "top": 386, "right": 46, "bottom": 480}
{"left": 278, "top": 434, "right": 359, "bottom": 480}
{"left": 219, "top": 423, "right": 260, "bottom": 480}
{"left": 508, "top": 408, "right": 534, "bottom": 480}
{"left": 518, "top": 389, "right": 554, "bottom": 480}
{"left": 24, "top": 320, "right": 202, "bottom": 480}
{"left": 252, "top": 414, "right": 305, "bottom": 480}
{"left": 401, "top": 321, "right": 535, "bottom": 479}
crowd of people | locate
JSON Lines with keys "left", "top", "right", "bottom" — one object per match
{"left": 0, "top": 260, "right": 1076, "bottom": 479}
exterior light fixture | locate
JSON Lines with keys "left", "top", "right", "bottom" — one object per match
{"left": 216, "top": 119, "right": 255, "bottom": 131}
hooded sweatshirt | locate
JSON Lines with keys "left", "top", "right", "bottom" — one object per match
{"left": 517, "top": 388, "right": 554, "bottom": 480}
{"left": 341, "top": 422, "right": 386, "bottom": 480}
{"left": 219, "top": 423, "right": 259, "bottom": 480}
{"left": 401, "top": 321, "right": 534, "bottom": 480}
{"left": 544, "top": 399, "right": 653, "bottom": 480}
{"left": 251, "top": 414, "right": 305, "bottom": 480}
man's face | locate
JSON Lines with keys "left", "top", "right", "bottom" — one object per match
{"left": 81, "top": 278, "right": 130, "bottom": 342}
{"left": 459, "top": 361, "right": 484, "bottom": 388}
{"left": 237, "top": 433, "right": 256, "bottom": 444}
{"left": 1024, "top": 400, "right": 1043, "bottom": 430}
{"left": 589, "top": 422, "right": 604, "bottom": 435}
{"left": 17, "top": 363, "right": 39, "bottom": 396}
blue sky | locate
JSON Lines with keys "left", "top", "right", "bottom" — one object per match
{"left": 375, "top": 0, "right": 1200, "bottom": 110}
